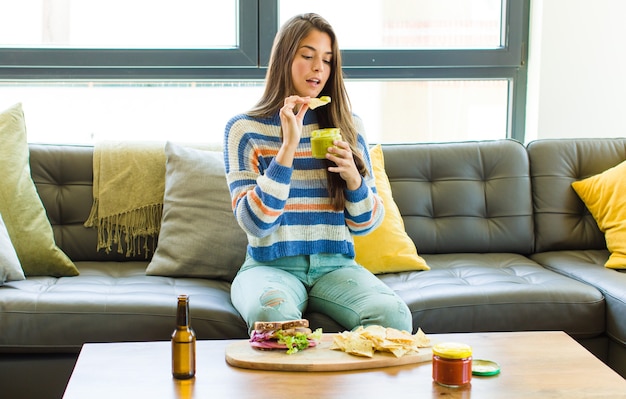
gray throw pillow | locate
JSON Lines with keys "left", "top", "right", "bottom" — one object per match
{"left": 146, "top": 142, "right": 247, "bottom": 281}
{"left": 0, "top": 212, "right": 25, "bottom": 285}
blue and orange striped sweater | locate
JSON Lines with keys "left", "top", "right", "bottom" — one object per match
{"left": 224, "top": 111, "right": 384, "bottom": 262}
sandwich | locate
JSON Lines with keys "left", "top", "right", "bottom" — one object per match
{"left": 249, "top": 319, "right": 323, "bottom": 354}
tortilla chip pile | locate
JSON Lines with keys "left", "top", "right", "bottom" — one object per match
{"left": 330, "top": 326, "right": 430, "bottom": 358}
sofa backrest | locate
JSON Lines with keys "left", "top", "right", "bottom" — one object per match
{"left": 381, "top": 139, "right": 534, "bottom": 255}
{"left": 527, "top": 138, "right": 626, "bottom": 253}
{"left": 29, "top": 144, "right": 147, "bottom": 261}
{"left": 34, "top": 138, "right": 620, "bottom": 261}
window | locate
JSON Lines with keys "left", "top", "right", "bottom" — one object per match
{"left": 0, "top": 81, "right": 264, "bottom": 144}
{"left": 280, "top": 0, "right": 504, "bottom": 50}
{"left": 2, "top": 0, "right": 238, "bottom": 49}
{"left": 0, "top": 0, "right": 528, "bottom": 144}
{"left": 347, "top": 80, "right": 508, "bottom": 144}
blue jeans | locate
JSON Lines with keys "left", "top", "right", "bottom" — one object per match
{"left": 231, "top": 253, "right": 413, "bottom": 333}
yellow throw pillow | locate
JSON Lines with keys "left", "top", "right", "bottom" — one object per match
{"left": 354, "top": 144, "right": 430, "bottom": 274}
{"left": 0, "top": 103, "right": 78, "bottom": 277}
{"left": 572, "top": 160, "right": 626, "bottom": 269}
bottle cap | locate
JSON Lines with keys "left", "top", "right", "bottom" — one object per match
{"left": 472, "top": 359, "right": 501, "bottom": 376}
{"left": 432, "top": 342, "right": 472, "bottom": 359}
{"left": 311, "top": 128, "right": 341, "bottom": 139}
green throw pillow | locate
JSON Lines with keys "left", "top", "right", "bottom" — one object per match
{"left": 0, "top": 103, "right": 78, "bottom": 277}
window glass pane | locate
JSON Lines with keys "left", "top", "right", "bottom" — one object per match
{"left": 0, "top": 0, "right": 238, "bottom": 48}
{"left": 347, "top": 80, "right": 508, "bottom": 143}
{"left": 0, "top": 82, "right": 264, "bottom": 144}
{"left": 280, "top": 0, "right": 503, "bottom": 49}
{"left": 2, "top": 79, "right": 506, "bottom": 145}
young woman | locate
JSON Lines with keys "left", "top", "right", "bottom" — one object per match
{"left": 224, "top": 13, "right": 412, "bottom": 333}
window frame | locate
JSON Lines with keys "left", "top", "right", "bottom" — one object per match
{"left": 0, "top": 0, "right": 260, "bottom": 78}
{"left": 0, "top": 0, "right": 529, "bottom": 141}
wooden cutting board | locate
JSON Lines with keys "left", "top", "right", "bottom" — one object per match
{"left": 225, "top": 334, "right": 432, "bottom": 372}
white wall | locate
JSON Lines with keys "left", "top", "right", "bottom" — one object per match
{"left": 525, "top": 0, "right": 626, "bottom": 142}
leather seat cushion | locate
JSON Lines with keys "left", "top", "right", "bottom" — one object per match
{"left": 378, "top": 253, "right": 605, "bottom": 339}
{"left": 0, "top": 261, "right": 248, "bottom": 351}
{"left": 532, "top": 250, "right": 626, "bottom": 345}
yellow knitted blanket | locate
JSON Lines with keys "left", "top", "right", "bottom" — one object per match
{"left": 84, "top": 141, "right": 166, "bottom": 257}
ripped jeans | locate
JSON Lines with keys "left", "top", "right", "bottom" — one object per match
{"left": 230, "top": 253, "right": 413, "bottom": 333}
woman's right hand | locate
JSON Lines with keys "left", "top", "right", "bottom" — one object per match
{"left": 276, "top": 96, "right": 310, "bottom": 167}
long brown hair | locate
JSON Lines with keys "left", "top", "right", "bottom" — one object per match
{"left": 248, "top": 13, "right": 367, "bottom": 210}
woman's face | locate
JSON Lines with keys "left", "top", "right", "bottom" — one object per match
{"left": 291, "top": 29, "right": 332, "bottom": 98}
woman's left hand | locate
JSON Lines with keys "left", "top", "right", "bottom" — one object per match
{"left": 326, "top": 140, "right": 362, "bottom": 191}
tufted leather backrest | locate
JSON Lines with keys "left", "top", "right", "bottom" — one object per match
{"left": 528, "top": 138, "right": 626, "bottom": 253}
{"left": 381, "top": 139, "right": 533, "bottom": 255}
{"left": 33, "top": 138, "right": 619, "bottom": 261}
{"left": 29, "top": 144, "right": 148, "bottom": 261}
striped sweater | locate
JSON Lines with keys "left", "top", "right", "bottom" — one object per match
{"left": 223, "top": 110, "right": 384, "bottom": 262}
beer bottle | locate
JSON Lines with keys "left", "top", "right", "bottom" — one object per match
{"left": 172, "top": 294, "right": 196, "bottom": 379}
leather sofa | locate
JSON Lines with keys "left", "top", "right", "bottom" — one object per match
{"left": 1, "top": 138, "right": 625, "bottom": 398}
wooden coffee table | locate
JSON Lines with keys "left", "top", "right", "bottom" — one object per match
{"left": 62, "top": 331, "right": 626, "bottom": 399}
